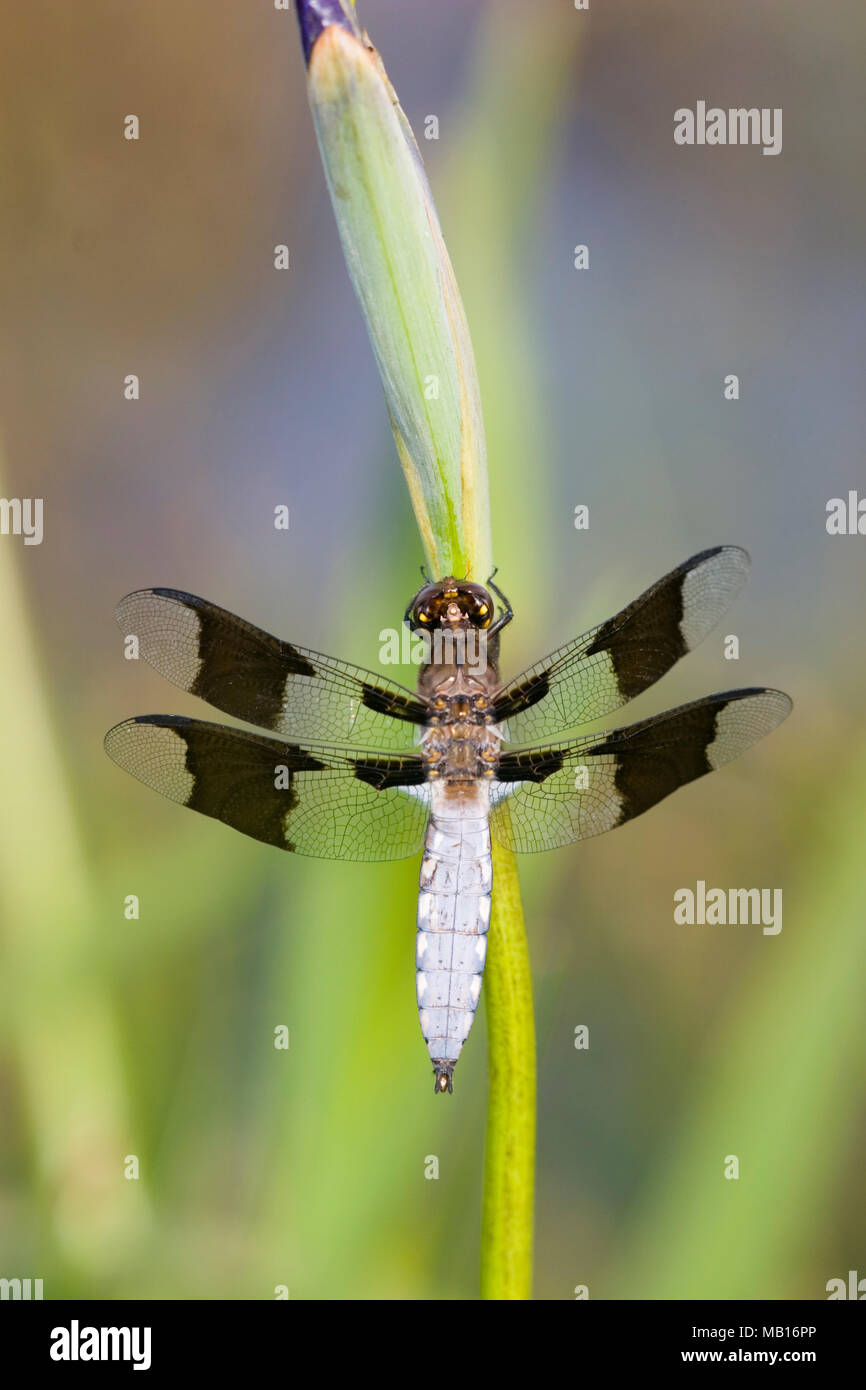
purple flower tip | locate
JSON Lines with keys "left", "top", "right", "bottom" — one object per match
{"left": 294, "top": 0, "right": 363, "bottom": 67}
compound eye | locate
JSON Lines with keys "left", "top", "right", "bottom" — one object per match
{"left": 473, "top": 602, "right": 491, "bottom": 628}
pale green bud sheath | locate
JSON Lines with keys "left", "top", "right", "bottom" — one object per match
{"left": 300, "top": 6, "right": 492, "bottom": 580}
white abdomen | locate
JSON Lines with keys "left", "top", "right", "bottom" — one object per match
{"left": 416, "top": 781, "right": 492, "bottom": 1092}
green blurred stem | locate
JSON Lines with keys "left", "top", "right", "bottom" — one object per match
{"left": 481, "top": 842, "right": 535, "bottom": 1299}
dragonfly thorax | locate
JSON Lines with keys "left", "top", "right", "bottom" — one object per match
{"left": 421, "top": 701, "right": 501, "bottom": 783}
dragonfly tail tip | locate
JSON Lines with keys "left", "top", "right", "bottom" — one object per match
{"left": 433, "top": 1063, "right": 454, "bottom": 1095}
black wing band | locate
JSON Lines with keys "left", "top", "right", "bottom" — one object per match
{"left": 117, "top": 588, "right": 427, "bottom": 750}
{"left": 105, "top": 715, "right": 430, "bottom": 861}
{"left": 490, "top": 688, "right": 791, "bottom": 852}
{"left": 493, "top": 547, "right": 750, "bottom": 740}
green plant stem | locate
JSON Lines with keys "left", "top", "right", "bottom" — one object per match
{"left": 298, "top": 2, "right": 538, "bottom": 1298}
{"left": 481, "top": 841, "right": 535, "bottom": 1299}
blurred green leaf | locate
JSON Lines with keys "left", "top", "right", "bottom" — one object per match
{"left": 610, "top": 740, "right": 866, "bottom": 1299}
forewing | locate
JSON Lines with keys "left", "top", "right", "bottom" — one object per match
{"left": 493, "top": 547, "right": 750, "bottom": 740}
{"left": 117, "top": 588, "right": 426, "bottom": 749}
{"left": 490, "top": 688, "right": 791, "bottom": 853}
{"left": 105, "top": 715, "right": 430, "bottom": 861}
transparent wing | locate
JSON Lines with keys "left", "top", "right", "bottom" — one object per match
{"left": 117, "top": 588, "right": 426, "bottom": 750}
{"left": 490, "top": 688, "right": 791, "bottom": 853}
{"left": 493, "top": 547, "right": 751, "bottom": 741}
{"left": 105, "top": 715, "right": 430, "bottom": 862}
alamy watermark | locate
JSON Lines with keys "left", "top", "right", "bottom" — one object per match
{"left": 0, "top": 497, "right": 43, "bottom": 544}
{"left": 0, "top": 1276, "right": 43, "bottom": 1299}
{"left": 674, "top": 103, "right": 782, "bottom": 157}
{"left": 674, "top": 880, "right": 782, "bottom": 935}
{"left": 50, "top": 1321, "right": 151, "bottom": 1371}
{"left": 379, "top": 626, "right": 488, "bottom": 674}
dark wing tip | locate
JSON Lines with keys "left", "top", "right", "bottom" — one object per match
{"left": 115, "top": 586, "right": 194, "bottom": 628}
{"left": 718, "top": 685, "right": 792, "bottom": 715}
{"left": 681, "top": 544, "right": 750, "bottom": 587}
{"left": 752, "top": 685, "right": 793, "bottom": 721}
{"left": 104, "top": 713, "right": 196, "bottom": 755}
{"left": 106, "top": 713, "right": 195, "bottom": 727}
{"left": 703, "top": 687, "right": 792, "bottom": 773}
{"left": 691, "top": 543, "right": 750, "bottom": 566}
{"left": 103, "top": 718, "right": 128, "bottom": 755}
{"left": 133, "top": 712, "right": 196, "bottom": 727}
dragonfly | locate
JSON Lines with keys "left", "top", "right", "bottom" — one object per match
{"left": 105, "top": 546, "right": 791, "bottom": 1093}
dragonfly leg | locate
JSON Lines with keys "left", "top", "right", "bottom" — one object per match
{"left": 486, "top": 571, "right": 513, "bottom": 636}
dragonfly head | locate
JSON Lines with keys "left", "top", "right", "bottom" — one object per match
{"left": 405, "top": 578, "right": 494, "bottom": 633}
{"left": 433, "top": 1062, "right": 455, "bottom": 1094}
